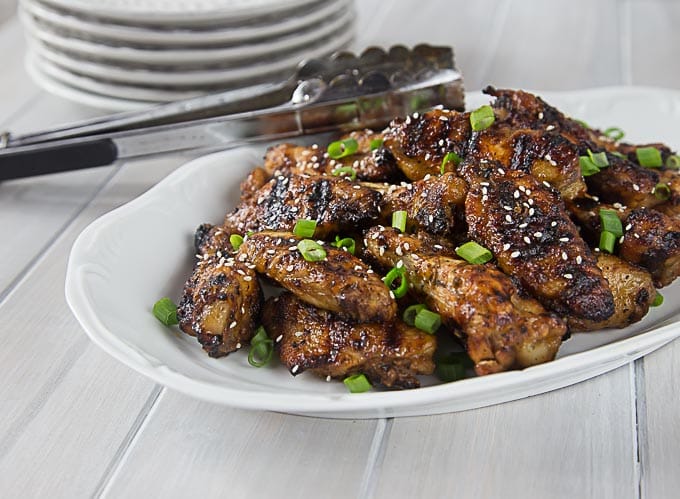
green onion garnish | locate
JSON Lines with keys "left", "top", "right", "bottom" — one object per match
{"left": 414, "top": 308, "right": 441, "bottom": 334}
{"left": 666, "top": 155, "right": 680, "bottom": 169}
{"left": 392, "top": 210, "right": 407, "bottom": 233}
{"left": 575, "top": 119, "right": 589, "bottom": 129}
{"left": 328, "top": 138, "right": 359, "bottom": 159}
{"left": 440, "top": 151, "right": 462, "bottom": 174}
{"left": 611, "top": 151, "right": 627, "bottom": 159}
{"left": 599, "top": 208, "right": 623, "bottom": 237}
{"left": 652, "top": 292, "right": 664, "bottom": 307}
{"left": 331, "top": 166, "right": 357, "bottom": 181}
{"left": 603, "top": 127, "right": 625, "bottom": 141}
{"left": 437, "top": 351, "right": 474, "bottom": 369}
{"left": 343, "top": 373, "right": 372, "bottom": 393}
{"left": 579, "top": 156, "right": 601, "bottom": 176}
{"left": 153, "top": 297, "right": 179, "bottom": 326}
{"left": 248, "top": 326, "right": 273, "bottom": 368}
{"left": 297, "top": 239, "right": 327, "bottom": 262}
{"left": 599, "top": 230, "right": 617, "bottom": 254}
{"left": 456, "top": 241, "right": 493, "bottom": 264}
{"left": 655, "top": 182, "right": 671, "bottom": 201}
{"left": 293, "top": 219, "right": 317, "bottom": 238}
{"left": 435, "top": 362, "right": 466, "bottom": 382}
{"left": 383, "top": 266, "right": 408, "bottom": 299}
{"left": 587, "top": 148, "right": 609, "bottom": 168}
{"left": 470, "top": 105, "right": 495, "bottom": 131}
{"left": 229, "top": 234, "right": 243, "bottom": 251}
{"left": 370, "top": 138, "right": 384, "bottom": 151}
{"left": 332, "top": 235, "right": 356, "bottom": 255}
{"left": 403, "top": 304, "right": 426, "bottom": 326}
{"left": 636, "top": 147, "right": 663, "bottom": 168}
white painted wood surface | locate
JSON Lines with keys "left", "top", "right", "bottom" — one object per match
{"left": 1, "top": 1, "right": 679, "bottom": 498}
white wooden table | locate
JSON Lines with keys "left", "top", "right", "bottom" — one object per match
{"left": 1, "top": 1, "right": 679, "bottom": 497}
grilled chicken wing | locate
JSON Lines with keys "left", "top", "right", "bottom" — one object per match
{"left": 223, "top": 173, "right": 382, "bottom": 238}
{"left": 569, "top": 254, "right": 656, "bottom": 331}
{"left": 369, "top": 172, "right": 468, "bottom": 237}
{"left": 465, "top": 168, "right": 615, "bottom": 322}
{"left": 263, "top": 293, "right": 436, "bottom": 389}
{"left": 263, "top": 130, "right": 401, "bottom": 182}
{"left": 178, "top": 225, "right": 262, "bottom": 357}
{"left": 363, "top": 226, "right": 567, "bottom": 375}
{"left": 239, "top": 231, "right": 396, "bottom": 323}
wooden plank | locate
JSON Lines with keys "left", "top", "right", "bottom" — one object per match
{"left": 637, "top": 340, "right": 680, "bottom": 499}
{"left": 0, "top": 157, "right": 185, "bottom": 498}
{"left": 102, "top": 391, "right": 380, "bottom": 499}
{"left": 372, "top": 366, "right": 637, "bottom": 499}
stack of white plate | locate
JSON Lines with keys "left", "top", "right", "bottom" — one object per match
{"left": 19, "top": 0, "right": 356, "bottom": 110}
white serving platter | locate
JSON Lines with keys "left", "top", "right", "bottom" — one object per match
{"left": 65, "top": 87, "right": 680, "bottom": 418}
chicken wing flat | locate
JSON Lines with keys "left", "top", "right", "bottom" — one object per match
{"left": 239, "top": 231, "right": 396, "bottom": 323}
{"left": 370, "top": 172, "right": 467, "bottom": 237}
{"left": 178, "top": 225, "right": 262, "bottom": 357}
{"left": 465, "top": 168, "right": 615, "bottom": 322}
{"left": 262, "top": 293, "right": 436, "bottom": 389}
{"left": 569, "top": 254, "right": 656, "bottom": 332}
{"left": 263, "top": 130, "right": 401, "bottom": 182}
{"left": 363, "top": 226, "right": 567, "bottom": 375}
{"left": 223, "top": 173, "right": 382, "bottom": 238}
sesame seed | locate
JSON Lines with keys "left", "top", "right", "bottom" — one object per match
{"left": 528, "top": 199, "right": 534, "bottom": 205}
{"left": 326, "top": 375, "right": 332, "bottom": 382}
{"left": 396, "top": 246, "right": 403, "bottom": 256}
{"left": 564, "top": 273, "right": 573, "bottom": 279}
{"left": 538, "top": 112, "right": 544, "bottom": 119}
{"left": 480, "top": 181, "right": 490, "bottom": 186}
{"left": 379, "top": 247, "right": 385, "bottom": 256}
{"left": 243, "top": 276, "right": 252, "bottom": 281}
{"left": 482, "top": 195, "right": 488, "bottom": 202}
{"left": 526, "top": 189, "right": 532, "bottom": 195}
{"left": 562, "top": 252, "right": 568, "bottom": 261}
{"left": 519, "top": 223, "right": 528, "bottom": 228}
{"left": 229, "top": 321, "right": 237, "bottom": 329}
{"left": 504, "top": 205, "right": 512, "bottom": 211}
{"left": 546, "top": 125, "right": 556, "bottom": 131}
{"left": 237, "top": 269, "right": 246, "bottom": 275}
{"left": 275, "top": 334, "right": 283, "bottom": 343}
{"left": 505, "top": 214, "right": 513, "bottom": 222}
{"left": 551, "top": 221, "right": 558, "bottom": 227}
{"left": 195, "top": 254, "right": 202, "bottom": 259}
{"left": 633, "top": 184, "right": 640, "bottom": 191}
{"left": 619, "top": 236, "right": 625, "bottom": 243}
{"left": 389, "top": 290, "right": 395, "bottom": 299}
{"left": 523, "top": 236, "right": 531, "bottom": 244}
{"left": 625, "top": 224, "right": 632, "bottom": 231}
{"left": 367, "top": 269, "right": 374, "bottom": 274}
{"left": 396, "top": 260, "right": 404, "bottom": 268}
{"left": 404, "top": 242, "right": 410, "bottom": 250}
{"left": 503, "top": 243, "right": 511, "bottom": 251}
{"left": 543, "top": 181, "right": 551, "bottom": 188}
{"left": 295, "top": 331, "right": 303, "bottom": 337}
{"left": 482, "top": 187, "right": 488, "bottom": 195}
{"left": 236, "top": 343, "right": 242, "bottom": 349}
{"left": 423, "top": 174, "right": 431, "bottom": 181}
{"left": 292, "top": 365, "right": 299, "bottom": 374}
{"left": 428, "top": 215, "right": 434, "bottom": 223}
{"left": 559, "top": 237, "right": 569, "bottom": 242}
{"left": 576, "top": 255, "right": 583, "bottom": 264}
{"left": 529, "top": 208, "right": 535, "bottom": 216}
{"left": 434, "top": 244, "right": 443, "bottom": 250}
{"left": 498, "top": 167, "right": 506, "bottom": 174}
{"left": 513, "top": 190, "right": 520, "bottom": 199}
{"left": 438, "top": 139, "right": 445, "bottom": 146}
{"left": 511, "top": 251, "right": 521, "bottom": 258}
{"left": 534, "top": 231, "right": 543, "bottom": 238}
{"left": 634, "top": 233, "right": 640, "bottom": 239}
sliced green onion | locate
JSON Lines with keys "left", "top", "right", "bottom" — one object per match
{"left": 152, "top": 297, "right": 178, "bottom": 326}
{"left": 392, "top": 210, "right": 408, "bottom": 233}
{"left": 229, "top": 234, "right": 244, "bottom": 251}
{"left": 579, "top": 156, "right": 601, "bottom": 176}
{"left": 343, "top": 373, "right": 372, "bottom": 393}
{"left": 293, "top": 219, "right": 317, "bottom": 238}
{"left": 636, "top": 147, "right": 663, "bottom": 168}
{"left": 383, "top": 266, "right": 408, "bottom": 299}
{"left": 437, "top": 351, "right": 475, "bottom": 369}
{"left": 435, "top": 362, "right": 466, "bottom": 382}
{"left": 440, "top": 151, "right": 462, "bottom": 174}
{"left": 328, "top": 138, "right": 359, "bottom": 159}
{"left": 456, "top": 241, "right": 493, "bottom": 264}
{"left": 603, "top": 127, "right": 625, "bottom": 141}
{"left": 599, "top": 230, "right": 617, "bottom": 254}
{"left": 414, "top": 308, "right": 441, "bottom": 334}
{"left": 587, "top": 148, "right": 609, "bottom": 168}
{"left": 403, "top": 304, "right": 426, "bottom": 326}
{"left": 611, "top": 151, "right": 627, "bottom": 159}
{"left": 666, "top": 155, "right": 680, "bottom": 169}
{"left": 575, "top": 119, "right": 589, "bottom": 129}
{"left": 654, "top": 182, "right": 671, "bottom": 201}
{"left": 331, "top": 166, "right": 357, "bottom": 181}
{"left": 248, "top": 326, "right": 273, "bottom": 368}
{"left": 332, "top": 235, "right": 356, "bottom": 255}
{"left": 599, "top": 208, "right": 623, "bottom": 237}
{"left": 470, "top": 105, "right": 495, "bottom": 131}
{"left": 370, "top": 138, "right": 384, "bottom": 151}
{"left": 297, "top": 239, "right": 327, "bottom": 262}
{"left": 652, "top": 292, "right": 664, "bottom": 307}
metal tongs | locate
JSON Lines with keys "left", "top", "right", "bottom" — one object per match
{"left": 0, "top": 44, "right": 464, "bottom": 181}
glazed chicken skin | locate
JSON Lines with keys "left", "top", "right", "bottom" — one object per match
{"left": 465, "top": 168, "right": 615, "bottom": 322}
{"left": 263, "top": 129, "right": 401, "bottom": 182}
{"left": 569, "top": 254, "right": 656, "bottom": 331}
{"left": 178, "top": 224, "right": 262, "bottom": 357}
{"left": 238, "top": 231, "right": 396, "bottom": 323}
{"left": 263, "top": 293, "right": 436, "bottom": 389}
{"left": 363, "top": 226, "right": 567, "bottom": 375}
{"left": 223, "top": 172, "right": 382, "bottom": 238}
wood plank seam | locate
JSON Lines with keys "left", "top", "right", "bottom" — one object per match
{"left": 357, "top": 418, "right": 393, "bottom": 499}
{"left": 94, "top": 386, "right": 165, "bottom": 498}
{"left": 475, "top": 0, "right": 511, "bottom": 87}
{"left": 0, "top": 164, "right": 121, "bottom": 309}
{"left": 634, "top": 359, "right": 648, "bottom": 499}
